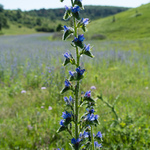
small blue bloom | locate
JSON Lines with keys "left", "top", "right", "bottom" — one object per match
{"left": 62, "top": 111, "right": 72, "bottom": 119}
{"left": 72, "top": 34, "right": 85, "bottom": 43}
{"left": 84, "top": 90, "right": 91, "bottom": 98}
{"left": 64, "top": 25, "right": 69, "bottom": 32}
{"left": 81, "top": 18, "right": 89, "bottom": 25}
{"left": 71, "top": 138, "right": 81, "bottom": 144}
{"left": 76, "top": 66, "right": 85, "bottom": 75}
{"left": 86, "top": 113, "right": 95, "bottom": 121}
{"left": 79, "top": 131, "right": 89, "bottom": 138}
{"left": 95, "top": 115, "right": 99, "bottom": 120}
{"left": 86, "top": 108, "right": 95, "bottom": 114}
{"left": 60, "top": 119, "right": 65, "bottom": 126}
{"left": 71, "top": 6, "right": 80, "bottom": 13}
{"left": 64, "top": 96, "right": 73, "bottom": 105}
{"left": 64, "top": 52, "right": 70, "bottom": 59}
{"left": 84, "top": 44, "right": 90, "bottom": 51}
{"left": 57, "top": 149, "right": 64, "bottom": 150}
{"left": 94, "top": 141, "right": 102, "bottom": 148}
{"left": 65, "top": 5, "right": 69, "bottom": 10}
{"left": 65, "top": 79, "right": 71, "bottom": 87}
{"left": 96, "top": 131, "right": 102, "bottom": 138}
{"left": 72, "top": 37, "right": 78, "bottom": 42}
{"left": 78, "top": 34, "right": 85, "bottom": 42}
{"left": 69, "top": 71, "right": 74, "bottom": 76}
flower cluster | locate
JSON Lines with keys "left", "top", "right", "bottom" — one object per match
{"left": 57, "top": 0, "right": 102, "bottom": 149}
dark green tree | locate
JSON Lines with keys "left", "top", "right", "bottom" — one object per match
{"left": 56, "top": 23, "right": 63, "bottom": 32}
{"left": 36, "top": 18, "right": 42, "bottom": 26}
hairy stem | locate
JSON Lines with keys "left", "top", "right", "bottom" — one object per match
{"left": 91, "top": 126, "right": 95, "bottom": 150}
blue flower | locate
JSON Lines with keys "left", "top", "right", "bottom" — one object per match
{"left": 69, "top": 71, "right": 74, "bottom": 76}
{"left": 57, "top": 149, "right": 64, "bottom": 150}
{"left": 64, "top": 52, "right": 71, "bottom": 59}
{"left": 64, "top": 79, "right": 71, "bottom": 87}
{"left": 84, "top": 91, "right": 91, "bottom": 98}
{"left": 94, "top": 141, "right": 102, "bottom": 148}
{"left": 71, "top": 6, "right": 80, "bottom": 13}
{"left": 71, "top": 138, "right": 81, "bottom": 144}
{"left": 64, "top": 25, "right": 69, "bottom": 32}
{"left": 59, "top": 119, "right": 65, "bottom": 126}
{"left": 86, "top": 108, "right": 95, "bottom": 114}
{"left": 76, "top": 66, "right": 85, "bottom": 75}
{"left": 96, "top": 131, "right": 102, "bottom": 138}
{"left": 84, "top": 44, "right": 90, "bottom": 51}
{"left": 72, "top": 34, "right": 85, "bottom": 43}
{"left": 95, "top": 115, "right": 99, "bottom": 120}
{"left": 64, "top": 96, "right": 73, "bottom": 105}
{"left": 81, "top": 18, "right": 89, "bottom": 25}
{"left": 86, "top": 113, "right": 95, "bottom": 121}
{"left": 62, "top": 111, "right": 72, "bottom": 119}
{"left": 78, "top": 34, "right": 85, "bottom": 42}
{"left": 65, "top": 5, "right": 69, "bottom": 10}
{"left": 79, "top": 131, "right": 89, "bottom": 138}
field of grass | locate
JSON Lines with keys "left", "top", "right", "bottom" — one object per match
{"left": 0, "top": 33, "right": 150, "bottom": 149}
{"left": 86, "top": 3, "right": 150, "bottom": 40}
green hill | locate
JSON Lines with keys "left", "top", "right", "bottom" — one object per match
{"left": 87, "top": 3, "right": 150, "bottom": 40}
{"left": 0, "top": 5, "right": 129, "bottom": 35}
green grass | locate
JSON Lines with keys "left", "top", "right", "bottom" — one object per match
{"left": 0, "top": 34, "right": 150, "bottom": 149}
{"left": 86, "top": 3, "right": 150, "bottom": 40}
{"left": 2, "top": 24, "right": 37, "bottom": 35}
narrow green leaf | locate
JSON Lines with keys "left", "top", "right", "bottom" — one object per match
{"left": 57, "top": 126, "right": 67, "bottom": 133}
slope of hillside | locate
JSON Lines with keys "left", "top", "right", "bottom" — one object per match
{"left": 87, "top": 3, "right": 150, "bottom": 40}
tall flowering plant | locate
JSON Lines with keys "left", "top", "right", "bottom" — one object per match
{"left": 57, "top": 0, "right": 102, "bottom": 149}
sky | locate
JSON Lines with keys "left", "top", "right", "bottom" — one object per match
{"left": 0, "top": 0, "right": 150, "bottom": 11}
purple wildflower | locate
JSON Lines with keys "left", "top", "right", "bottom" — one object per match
{"left": 62, "top": 111, "right": 72, "bottom": 119}
{"left": 48, "top": 106, "right": 52, "bottom": 110}
{"left": 84, "top": 44, "right": 90, "bottom": 51}
{"left": 94, "top": 141, "right": 102, "bottom": 148}
{"left": 71, "top": 138, "right": 81, "bottom": 144}
{"left": 21, "top": 90, "right": 26, "bottom": 93}
{"left": 91, "top": 86, "right": 96, "bottom": 89}
{"left": 76, "top": 66, "right": 85, "bottom": 75}
{"left": 78, "top": 34, "right": 85, "bottom": 42}
{"left": 60, "top": 119, "right": 65, "bottom": 126}
{"left": 64, "top": 96, "right": 73, "bottom": 105}
{"left": 64, "top": 52, "right": 71, "bottom": 59}
{"left": 84, "top": 91, "right": 91, "bottom": 98}
{"left": 79, "top": 131, "right": 89, "bottom": 138}
{"left": 64, "top": 25, "right": 69, "bottom": 32}
{"left": 71, "top": 6, "right": 80, "bottom": 13}
{"left": 65, "top": 79, "right": 71, "bottom": 87}
{"left": 96, "top": 131, "right": 102, "bottom": 138}
{"left": 81, "top": 18, "right": 89, "bottom": 25}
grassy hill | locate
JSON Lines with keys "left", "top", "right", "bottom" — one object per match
{"left": 1, "top": 5, "right": 129, "bottom": 35}
{"left": 86, "top": 3, "right": 150, "bottom": 40}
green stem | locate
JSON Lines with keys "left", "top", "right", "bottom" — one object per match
{"left": 74, "top": 18, "right": 79, "bottom": 139}
{"left": 73, "top": 9, "right": 80, "bottom": 150}
{"left": 91, "top": 126, "right": 95, "bottom": 150}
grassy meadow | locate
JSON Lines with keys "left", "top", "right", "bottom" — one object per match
{"left": 0, "top": 33, "right": 150, "bottom": 149}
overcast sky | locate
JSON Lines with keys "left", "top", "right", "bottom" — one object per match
{"left": 0, "top": 0, "right": 150, "bottom": 11}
